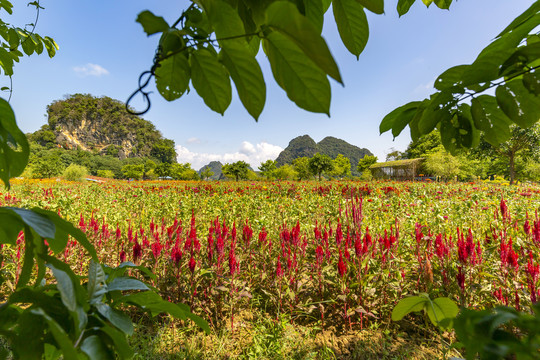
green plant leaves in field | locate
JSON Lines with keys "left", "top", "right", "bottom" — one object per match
{"left": 219, "top": 42, "right": 266, "bottom": 120}
{"left": 392, "top": 294, "right": 458, "bottom": 329}
{"left": 136, "top": 10, "right": 170, "bottom": 36}
{"left": 332, "top": 0, "right": 369, "bottom": 58}
{"left": 155, "top": 52, "right": 191, "bottom": 101}
{"left": 264, "top": 31, "right": 331, "bottom": 115}
{"left": 0, "top": 98, "right": 29, "bottom": 189}
{"left": 191, "top": 48, "right": 232, "bottom": 115}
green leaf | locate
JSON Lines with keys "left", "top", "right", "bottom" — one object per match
{"left": 96, "top": 303, "right": 134, "bottom": 335}
{"left": 17, "top": 228, "right": 36, "bottom": 289}
{"left": 88, "top": 260, "right": 107, "bottom": 305}
{"left": 357, "top": 0, "right": 384, "bottom": 14}
{"left": 523, "top": 72, "right": 540, "bottom": 95}
{"left": 421, "top": 0, "right": 433, "bottom": 6}
{"left": 136, "top": 10, "right": 170, "bottom": 36}
{"left": 304, "top": 0, "right": 324, "bottom": 33}
{"left": 7, "top": 207, "right": 55, "bottom": 238}
{"left": 497, "top": 1, "right": 540, "bottom": 38}
{"left": 397, "top": 0, "right": 415, "bottom": 16}
{"left": 417, "top": 92, "right": 454, "bottom": 135}
{"left": 30, "top": 308, "right": 78, "bottom": 360}
{"left": 191, "top": 48, "right": 232, "bottom": 115}
{"left": 155, "top": 52, "right": 190, "bottom": 101}
{"left": 425, "top": 297, "right": 458, "bottom": 329}
{"left": 463, "top": 14, "right": 540, "bottom": 85}
{"left": 159, "top": 29, "right": 186, "bottom": 57}
{"left": 106, "top": 277, "right": 149, "bottom": 292}
{"left": 265, "top": 1, "right": 342, "bottom": 84}
{"left": 104, "top": 261, "right": 156, "bottom": 281}
{"left": 0, "top": 98, "right": 29, "bottom": 189}
{"left": 200, "top": 0, "right": 246, "bottom": 42}
{"left": 434, "top": 65, "right": 467, "bottom": 91}
{"left": 99, "top": 325, "right": 134, "bottom": 360}
{"left": 42, "top": 255, "right": 88, "bottom": 307}
{"left": 219, "top": 42, "right": 266, "bottom": 120}
{"left": 80, "top": 335, "right": 114, "bottom": 360}
{"left": 46, "top": 264, "right": 77, "bottom": 312}
{"left": 115, "top": 291, "right": 186, "bottom": 319}
{"left": 0, "top": 48, "right": 14, "bottom": 76}
{"left": 264, "top": 31, "right": 330, "bottom": 115}
{"left": 0, "top": 208, "right": 23, "bottom": 245}
{"left": 391, "top": 296, "right": 427, "bottom": 321}
{"left": 433, "top": 0, "right": 452, "bottom": 10}
{"left": 32, "top": 208, "right": 98, "bottom": 260}
{"left": 379, "top": 101, "right": 422, "bottom": 138}
{"left": 496, "top": 79, "right": 540, "bottom": 128}
{"left": 471, "top": 95, "right": 512, "bottom": 145}
{"left": 333, "top": 0, "right": 369, "bottom": 59}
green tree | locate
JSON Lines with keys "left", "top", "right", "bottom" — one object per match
{"left": 473, "top": 124, "right": 540, "bottom": 184}
{"left": 62, "top": 163, "right": 88, "bottom": 181}
{"left": 222, "top": 161, "right": 250, "bottom": 181}
{"left": 200, "top": 167, "right": 214, "bottom": 180}
{"left": 308, "top": 153, "right": 334, "bottom": 181}
{"left": 404, "top": 131, "right": 442, "bottom": 159}
{"left": 424, "top": 146, "right": 461, "bottom": 181}
{"left": 31, "top": 153, "right": 64, "bottom": 179}
{"left": 331, "top": 154, "right": 351, "bottom": 178}
{"left": 150, "top": 139, "right": 177, "bottom": 163}
{"left": 96, "top": 169, "right": 116, "bottom": 179}
{"left": 274, "top": 164, "right": 297, "bottom": 180}
{"left": 170, "top": 163, "right": 200, "bottom": 180}
{"left": 293, "top": 157, "right": 311, "bottom": 180}
{"left": 122, "top": 164, "right": 145, "bottom": 179}
{"left": 155, "top": 162, "right": 171, "bottom": 178}
{"left": 357, "top": 155, "right": 378, "bottom": 173}
{"left": 258, "top": 159, "right": 277, "bottom": 179}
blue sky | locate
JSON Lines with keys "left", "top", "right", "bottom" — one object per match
{"left": 4, "top": 0, "right": 535, "bottom": 169}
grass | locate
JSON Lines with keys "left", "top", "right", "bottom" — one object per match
{"left": 129, "top": 311, "right": 460, "bottom": 360}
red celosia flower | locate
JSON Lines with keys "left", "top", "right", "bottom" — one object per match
{"left": 189, "top": 256, "right": 196, "bottom": 273}
{"left": 338, "top": 250, "right": 347, "bottom": 277}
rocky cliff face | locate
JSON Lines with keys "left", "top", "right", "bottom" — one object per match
{"left": 46, "top": 94, "right": 172, "bottom": 159}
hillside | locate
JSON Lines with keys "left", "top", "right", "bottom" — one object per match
{"left": 198, "top": 161, "right": 224, "bottom": 180}
{"left": 275, "top": 135, "right": 373, "bottom": 175}
{"left": 29, "top": 94, "right": 176, "bottom": 162}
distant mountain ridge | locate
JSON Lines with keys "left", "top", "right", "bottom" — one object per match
{"left": 275, "top": 135, "right": 372, "bottom": 175}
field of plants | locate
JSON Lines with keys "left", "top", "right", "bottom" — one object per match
{"left": 1, "top": 179, "right": 540, "bottom": 358}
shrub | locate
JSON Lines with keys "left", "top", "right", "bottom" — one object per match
{"left": 96, "top": 169, "right": 116, "bottom": 179}
{"left": 62, "top": 163, "right": 88, "bottom": 181}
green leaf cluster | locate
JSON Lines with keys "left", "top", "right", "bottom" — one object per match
{"left": 454, "top": 304, "right": 540, "bottom": 360}
{"left": 391, "top": 293, "right": 458, "bottom": 330}
{"left": 381, "top": 2, "right": 540, "bottom": 154}
{"left": 136, "top": 0, "right": 453, "bottom": 119}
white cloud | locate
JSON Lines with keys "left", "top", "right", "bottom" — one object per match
{"left": 186, "top": 137, "right": 201, "bottom": 144}
{"left": 176, "top": 141, "right": 284, "bottom": 170}
{"left": 73, "top": 63, "right": 109, "bottom": 77}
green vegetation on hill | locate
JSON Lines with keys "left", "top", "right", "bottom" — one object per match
{"left": 275, "top": 135, "right": 372, "bottom": 176}
{"left": 30, "top": 94, "right": 176, "bottom": 161}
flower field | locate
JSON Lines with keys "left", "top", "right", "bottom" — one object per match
{"left": 1, "top": 179, "right": 540, "bottom": 356}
